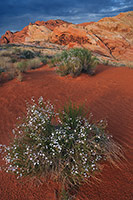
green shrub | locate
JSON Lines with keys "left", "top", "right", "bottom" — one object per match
{"left": 27, "top": 58, "right": 41, "bottom": 69}
{"left": 50, "top": 48, "right": 99, "bottom": 77}
{"left": 0, "top": 66, "right": 5, "bottom": 74}
{"left": 20, "top": 50, "right": 35, "bottom": 59}
{"left": 40, "top": 56, "right": 48, "bottom": 65}
{"left": 0, "top": 68, "right": 2, "bottom": 79}
{"left": 101, "top": 59, "right": 110, "bottom": 65}
{"left": 17, "top": 61, "right": 28, "bottom": 73}
{"left": 0, "top": 98, "right": 122, "bottom": 199}
{"left": 10, "top": 57, "right": 17, "bottom": 63}
{"left": 16, "top": 58, "right": 41, "bottom": 72}
{"left": 34, "top": 51, "right": 42, "bottom": 57}
{"left": 48, "top": 56, "right": 60, "bottom": 68}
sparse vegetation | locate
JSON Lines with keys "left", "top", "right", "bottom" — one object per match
{"left": 0, "top": 97, "right": 123, "bottom": 199}
{"left": 17, "top": 71, "right": 23, "bottom": 82}
{"left": 27, "top": 58, "right": 41, "bottom": 69}
{"left": 0, "top": 45, "right": 51, "bottom": 83}
{"left": 0, "top": 66, "right": 5, "bottom": 74}
{"left": 0, "top": 44, "right": 132, "bottom": 84}
{"left": 0, "top": 56, "right": 16, "bottom": 82}
{"left": 99, "top": 58, "right": 133, "bottom": 68}
{"left": 20, "top": 50, "right": 35, "bottom": 59}
{"left": 49, "top": 48, "right": 99, "bottom": 77}
{"left": 101, "top": 59, "right": 110, "bottom": 65}
{"left": 17, "top": 61, "right": 28, "bottom": 73}
{"left": 40, "top": 56, "right": 48, "bottom": 65}
{"left": 0, "top": 67, "right": 4, "bottom": 82}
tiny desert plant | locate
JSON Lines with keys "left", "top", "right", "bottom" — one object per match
{"left": 0, "top": 67, "right": 4, "bottom": 81}
{"left": 10, "top": 57, "right": 17, "bottom": 63}
{"left": 50, "top": 48, "right": 99, "bottom": 77}
{"left": 34, "top": 50, "right": 42, "bottom": 57}
{"left": 13, "top": 47, "right": 21, "bottom": 55}
{"left": 27, "top": 58, "right": 41, "bottom": 70}
{"left": 48, "top": 55, "right": 60, "bottom": 68}
{"left": 17, "top": 61, "right": 28, "bottom": 73}
{"left": 40, "top": 56, "right": 48, "bottom": 65}
{"left": 17, "top": 71, "right": 23, "bottom": 82}
{"left": 0, "top": 66, "right": 5, "bottom": 74}
{"left": 101, "top": 59, "right": 110, "bottom": 65}
{"left": 0, "top": 58, "right": 17, "bottom": 82}
{"left": 0, "top": 56, "right": 11, "bottom": 69}
{"left": 0, "top": 97, "right": 123, "bottom": 199}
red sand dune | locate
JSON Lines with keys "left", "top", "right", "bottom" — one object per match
{"left": 0, "top": 64, "right": 133, "bottom": 199}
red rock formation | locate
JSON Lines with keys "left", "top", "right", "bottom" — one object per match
{"left": 0, "top": 20, "right": 69, "bottom": 44}
{"left": 50, "top": 11, "right": 133, "bottom": 61}
{"left": 0, "top": 11, "right": 133, "bottom": 62}
{"left": 0, "top": 30, "right": 13, "bottom": 44}
{"left": 50, "top": 24, "right": 91, "bottom": 45}
{"left": 34, "top": 19, "right": 70, "bottom": 30}
{"left": 77, "top": 22, "right": 95, "bottom": 26}
{"left": 0, "top": 26, "right": 29, "bottom": 44}
{"left": 85, "top": 11, "right": 133, "bottom": 60}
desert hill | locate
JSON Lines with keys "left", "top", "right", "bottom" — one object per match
{"left": 0, "top": 11, "right": 133, "bottom": 63}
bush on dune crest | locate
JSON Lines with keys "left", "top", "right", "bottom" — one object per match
{"left": 0, "top": 97, "right": 123, "bottom": 199}
{"left": 49, "top": 48, "right": 99, "bottom": 77}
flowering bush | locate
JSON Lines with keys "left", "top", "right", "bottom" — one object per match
{"left": 0, "top": 97, "right": 122, "bottom": 199}
{"left": 50, "top": 48, "right": 99, "bottom": 77}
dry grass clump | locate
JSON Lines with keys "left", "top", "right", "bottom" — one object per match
{"left": 0, "top": 56, "right": 11, "bottom": 69}
{"left": 27, "top": 58, "right": 42, "bottom": 69}
{"left": 0, "top": 97, "right": 123, "bottom": 199}
{"left": 16, "top": 71, "right": 23, "bottom": 82}
{"left": 0, "top": 56, "right": 17, "bottom": 82}
{"left": 16, "top": 57, "right": 41, "bottom": 72}
{"left": 16, "top": 61, "right": 28, "bottom": 73}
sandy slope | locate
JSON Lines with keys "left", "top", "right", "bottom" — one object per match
{"left": 0, "top": 64, "right": 133, "bottom": 200}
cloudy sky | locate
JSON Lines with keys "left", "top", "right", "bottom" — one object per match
{"left": 0, "top": 0, "right": 133, "bottom": 36}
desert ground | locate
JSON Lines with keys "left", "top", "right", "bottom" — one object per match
{"left": 0, "top": 63, "right": 132, "bottom": 200}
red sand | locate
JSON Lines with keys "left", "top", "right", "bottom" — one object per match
{"left": 0, "top": 64, "right": 133, "bottom": 199}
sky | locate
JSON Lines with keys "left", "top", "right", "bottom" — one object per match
{"left": 0, "top": 0, "right": 133, "bottom": 36}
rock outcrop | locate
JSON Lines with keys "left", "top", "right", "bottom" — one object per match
{"left": 25, "top": 25, "right": 51, "bottom": 43}
{"left": 0, "top": 11, "right": 133, "bottom": 62}
{"left": 0, "top": 19, "right": 69, "bottom": 45}
{"left": 0, "top": 26, "right": 29, "bottom": 44}
{"left": 85, "top": 11, "right": 133, "bottom": 61}
{"left": 33, "top": 19, "right": 71, "bottom": 30}
{"left": 50, "top": 11, "right": 133, "bottom": 61}
{"left": 50, "top": 24, "right": 90, "bottom": 45}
